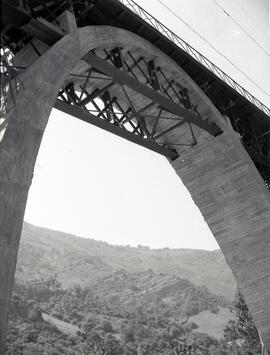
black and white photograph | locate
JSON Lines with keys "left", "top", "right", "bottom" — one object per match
{"left": 0, "top": 0, "right": 270, "bottom": 354}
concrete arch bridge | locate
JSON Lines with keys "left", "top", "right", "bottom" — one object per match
{"left": 0, "top": 0, "right": 270, "bottom": 352}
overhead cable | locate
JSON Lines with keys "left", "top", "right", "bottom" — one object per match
{"left": 156, "top": 0, "right": 270, "bottom": 98}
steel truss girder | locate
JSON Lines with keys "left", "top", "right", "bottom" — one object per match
{"left": 57, "top": 75, "right": 182, "bottom": 157}
{"left": 83, "top": 52, "right": 222, "bottom": 137}
{"left": 54, "top": 99, "right": 178, "bottom": 160}
{"left": 56, "top": 46, "right": 201, "bottom": 158}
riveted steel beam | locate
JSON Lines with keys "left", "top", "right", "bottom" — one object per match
{"left": 83, "top": 52, "right": 222, "bottom": 137}
{"left": 54, "top": 99, "right": 178, "bottom": 160}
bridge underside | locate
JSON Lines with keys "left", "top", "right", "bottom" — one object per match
{"left": 2, "top": 0, "right": 270, "bottom": 184}
{"left": 0, "top": 5, "right": 270, "bottom": 353}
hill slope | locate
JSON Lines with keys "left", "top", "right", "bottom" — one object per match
{"left": 16, "top": 222, "right": 236, "bottom": 300}
{"left": 8, "top": 267, "right": 236, "bottom": 354}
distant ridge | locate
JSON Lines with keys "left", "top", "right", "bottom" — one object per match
{"left": 16, "top": 222, "right": 236, "bottom": 300}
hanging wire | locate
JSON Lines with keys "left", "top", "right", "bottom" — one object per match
{"left": 210, "top": 0, "right": 270, "bottom": 57}
{"left": 155, "top": 0, "right": 270, "bottom": 99}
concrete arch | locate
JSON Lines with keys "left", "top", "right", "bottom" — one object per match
{"left": 0, "top": 25, "right": 269, "bottom": 351}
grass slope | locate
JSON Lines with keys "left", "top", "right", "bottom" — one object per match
{"left": 189, "top": 307, "right": 235, "bottom": 339}
{"left": 16, "top": 222, "right": 236, "bottom": 300}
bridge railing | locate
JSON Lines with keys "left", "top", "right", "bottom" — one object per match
{"left": 116, "top": 0, "right": 270, "bottom": 118}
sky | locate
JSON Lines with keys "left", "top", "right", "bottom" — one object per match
{"left": 24, "top": 0, "right": 270, "bottom": 250}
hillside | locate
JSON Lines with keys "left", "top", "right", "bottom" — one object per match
{"left": 7, "top": 222, "right": 241, "bottom": 354}
{"left": 16, "top": 222, "right": 236, "bottom": 300}
{"left": 8, "top": 268, "right": 235, "bottom": 354}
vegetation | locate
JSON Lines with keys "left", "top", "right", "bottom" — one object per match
{"left": 6, "top": 223, "right": 261, "bottom": 354}
{"left": 7, "top": 274, "right": 234, "bottom": 354}
{"left": 224, "top": 291, "right": 262, "bottom": 354}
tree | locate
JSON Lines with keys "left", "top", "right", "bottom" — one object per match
{"left": 224, "top": 290, "right": 261, "bottom": 354}
{"left": 121, "top": 327, "right": 135, "bottom": 343}
{"left": 103, "top": 333, "right": 123, "bottom": 355}
{"left": 100, "top": 320, "right": 114, "bottom": 333}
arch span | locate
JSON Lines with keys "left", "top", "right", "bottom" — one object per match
{"left": 0, "top": 26, "right": 269, "bottom": 351}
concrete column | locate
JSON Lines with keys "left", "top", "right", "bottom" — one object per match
{"left": 171, "top": 126, "right": 270, "bottom": 348}
{"left": 0, "top": 24, "right": 130, "bottom": 353}
{"left": 59, "top": 10, "right": 77, "bottom": 33}
{"left": 0, "top": 40, "right": 77, "bottom": 353}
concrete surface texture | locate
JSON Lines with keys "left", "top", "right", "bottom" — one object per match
{"left": 171, "top": 128, "right": 270, "bottom": 348}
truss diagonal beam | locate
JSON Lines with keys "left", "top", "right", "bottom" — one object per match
{"left": 54, "top": 99, "right": 178, "bottom": 160}
{"left": 83, "top": 53, "right": 222, "bottom": 137}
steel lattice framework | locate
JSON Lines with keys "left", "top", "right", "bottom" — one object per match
{"left": 55, "top": 47, "right": 221, "bottom": 159}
